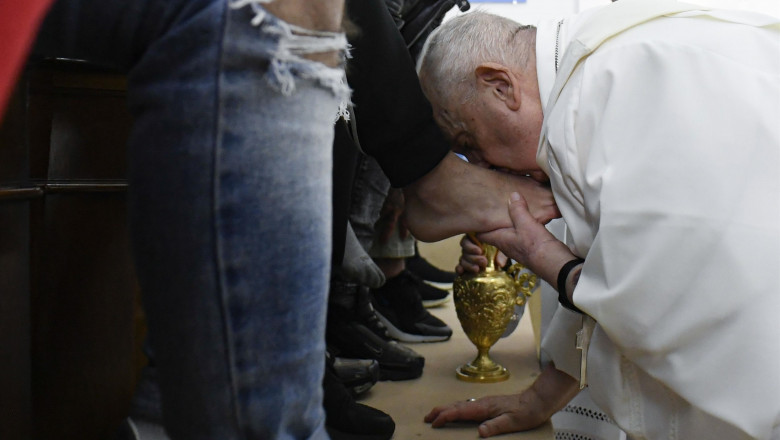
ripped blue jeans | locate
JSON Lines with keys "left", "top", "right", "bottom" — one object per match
{"left": 34, "top": 1, "right": 348, "bottom": 438}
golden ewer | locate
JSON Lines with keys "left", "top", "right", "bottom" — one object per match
{"left": 453, "top": 242, "right": 537, "bottom": 383}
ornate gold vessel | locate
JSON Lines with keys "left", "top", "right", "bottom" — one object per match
{"left": 453, "top": 243, "right": 537, "bottom": 382}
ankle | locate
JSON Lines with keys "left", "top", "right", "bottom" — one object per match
{"left": 374, "top": 258, "right": 405, "bottom": 279}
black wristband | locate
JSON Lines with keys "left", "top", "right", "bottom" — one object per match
{"left": 557, "top": 258, "right": 585, "bottom": 313}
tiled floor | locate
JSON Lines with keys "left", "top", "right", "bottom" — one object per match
{"left": 357, "top": 238, "right": 554, "bottom": 439}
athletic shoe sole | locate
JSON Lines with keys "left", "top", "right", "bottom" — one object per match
{"left": 422, "top": 280, "right": 453, "bottom": 291}
{"left": 374, "top": 310, "right": 451, "bottom": 343}
{"left": 327, "top": 320, "right": 424, "bottom": 381}
{"left": 421, "top": 291, "right": 451, "bottom": 308}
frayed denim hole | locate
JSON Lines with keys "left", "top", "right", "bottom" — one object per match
{"left": 229, "top": 0, "right": 352, "bottom": 113}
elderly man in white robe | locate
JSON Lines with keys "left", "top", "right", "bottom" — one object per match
{"left": 418, "top": 1, "right": 780, "bottom": 439}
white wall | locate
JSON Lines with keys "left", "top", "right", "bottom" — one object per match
{"left": 444, "top": 0, "right": 590, "bottom": 26}
{"left": 445, "top": 0, "right": 779, "bottom": 24}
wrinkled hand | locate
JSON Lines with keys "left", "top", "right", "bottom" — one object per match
{"left": 477, "top": 193, "right": 573, "bottom": 283}
{"left": 456, "top": 235, "right": 508, "bottom": 274}
{"left": 375, "top": 188, "right": 409, "bottom": 244}
{"left": 424, "top": 394, "right": 549, "bottom": 438}
{"left": 425, "top": 364, "right": 579, "bottom": 438}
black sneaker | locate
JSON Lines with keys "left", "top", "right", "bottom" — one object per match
{"left": 327, "top": 285, "right": 425, "bottom": 381}
{"left": 371, "top": 270, "right": 453, "bottom": 343}
{"left": 323, "top": 361, "right": 395, "bottom": 440}
{"left": 406, "top": 246, "right": 456, "bottom": 289}
{"left": 352, "top": 285, "right": 395, "bottom": 339}
{"left": 327, "top": 348, "right": 380, "bottom": 397}
{"left": 330, "top": 279, "right": 393, "bottom": 340}
{"left": 119, "top": 365, "right": 170, "bottom": 440}
{"left": 413, "top": 273, "right": 451, "bottom": 308}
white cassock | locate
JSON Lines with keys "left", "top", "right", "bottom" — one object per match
{"left": 536, "top": 224, "right": 627, "bottom": 440}
{"left": 534, "top": 1, "right": 780, "bottom": 438}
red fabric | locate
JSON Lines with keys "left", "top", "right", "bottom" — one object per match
{"left": 0, "top": 0, "right": 55, "bottom": 121}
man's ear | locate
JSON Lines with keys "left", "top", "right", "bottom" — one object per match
{"left": 475, "top": 63, "right": 520, "bottom": 111}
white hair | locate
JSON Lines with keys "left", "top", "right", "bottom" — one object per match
{"left": 417, "top": 10, "right": 536, "bottom": 108}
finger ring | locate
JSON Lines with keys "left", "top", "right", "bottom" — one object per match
{"left": 467, "top": 398, "right": 477, "bottom": 402}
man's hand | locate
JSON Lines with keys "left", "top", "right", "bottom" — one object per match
{"left": 456, "top": 234, "right": 507, "bottom": 274}
{"left": 425, "top": 363, "right": 580, "bottom": 438}
{"left": 425, "top": 394, "right": 549, "bottom": 437}
{"left": 478, "top": 192, "right": 575, "bottom": 288}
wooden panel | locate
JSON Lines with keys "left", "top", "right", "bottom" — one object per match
{"left": 31, "top": 193, "right": 139, "bottom": 440}
{"left": 0, "top": 73, "right": 33, "bottom": 440}
{"left": 0, "top": 60, "right": 145, "bottom": 440}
